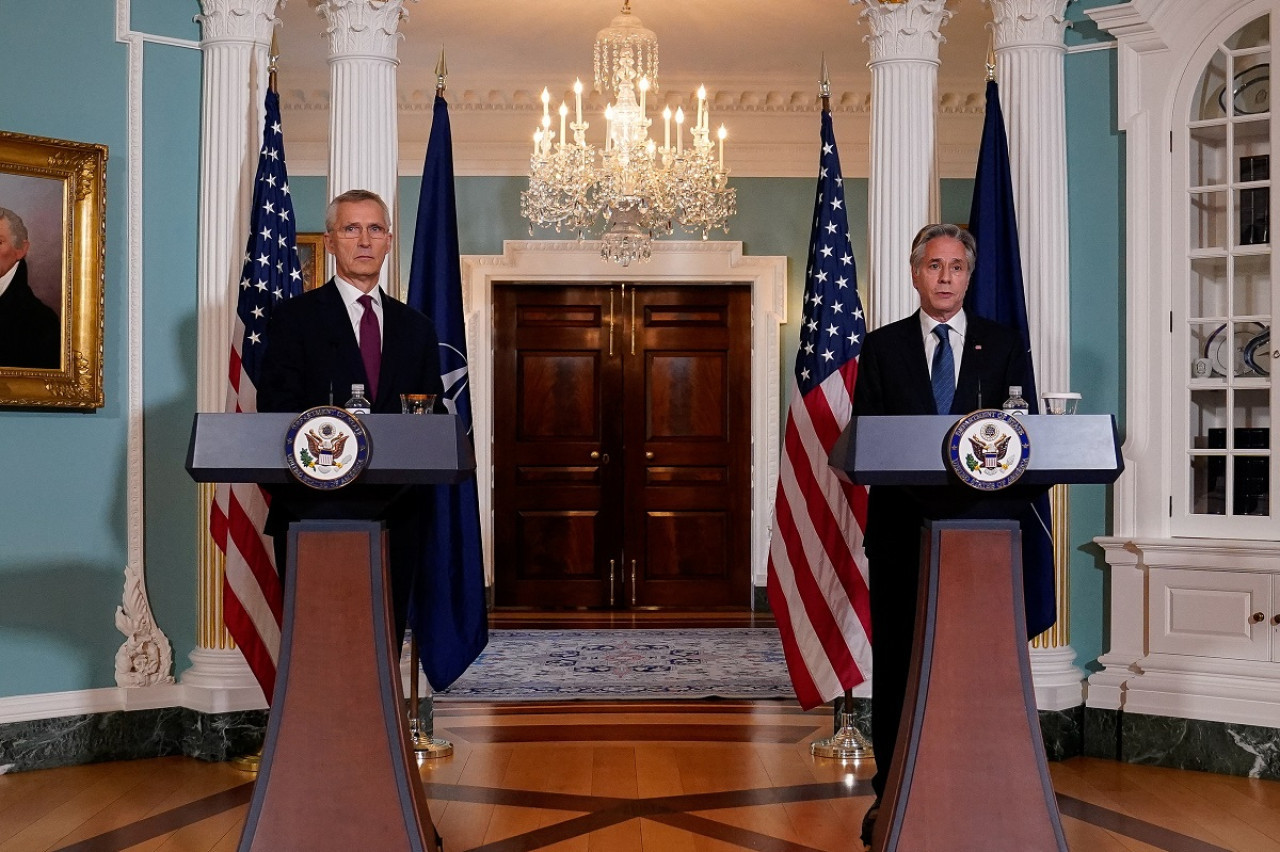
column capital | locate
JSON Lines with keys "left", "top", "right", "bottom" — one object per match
{"left": 196, "top": 0, "right": 282, "bottom": 46}
{"left": 856, "top": 0, "right": 952, "bottom": 66}
{"left": 316, "top": 0, "right": 413, "bottom": 61}
{"left": 984, "top": 0, "right": 1071, "bottom": 51}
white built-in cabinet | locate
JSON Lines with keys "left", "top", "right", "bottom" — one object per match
{"left": 1089, "top": 0, "right": 1280, "bottom": 729}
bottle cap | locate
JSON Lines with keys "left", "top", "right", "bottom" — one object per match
{"left": 1009, "top": 386, "right": 1022, "bottom": 395}
{"left": 352, "top": 383, "right": 365, "bottom": 394}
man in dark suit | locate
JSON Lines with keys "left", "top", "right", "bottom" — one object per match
{"left": 851, "top": 223, "right": 1030, "bottom": 849}
{"left": 0, "top": 208, "right": 60, "bottom": 369}
{"left": 257, "top": 188, "right": 444, "bottom": 641}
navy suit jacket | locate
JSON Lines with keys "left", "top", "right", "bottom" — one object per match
{"left": 257, "top": 278, "right": 443, "bottom": 414}
{"left": 850, "top": 309, "right": 1030, "bottom": 558}
{"left": 257, "top": 279, "right": 445, "bottom": 536}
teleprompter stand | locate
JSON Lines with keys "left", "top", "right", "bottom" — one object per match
{"left": 830, "top": 414, "right": 1122, "bottom": 852}
{"left": 187, "top": 413, "right": 474, "bottom": 852}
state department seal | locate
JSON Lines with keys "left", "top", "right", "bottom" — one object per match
{"left": 944, "top": 409, "right": 1031, "bottom": 490}
{"left": 284, "top": 405, "right": 371, "bottom": 490}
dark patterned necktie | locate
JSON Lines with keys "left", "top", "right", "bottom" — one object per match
{"left": 931, "top": 323, "right": 955, "bottom": 415}
{"left": 357, "top": 293, "right": 381, "bottom": 402}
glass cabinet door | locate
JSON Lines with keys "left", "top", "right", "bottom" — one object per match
{"left": 1183, "top": 15, "right": 1275, "bottom": 532}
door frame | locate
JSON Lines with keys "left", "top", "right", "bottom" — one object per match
{"left": 463, "top": 241, "right": 787, "bottom": 604}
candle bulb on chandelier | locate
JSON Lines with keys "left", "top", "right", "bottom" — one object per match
{"left": 675, "top": 106, "right": 684, "bottom": 153}
{"left": 639, "top": 77, "right": 649, "bottom": 118}
{"left": 541, "top": 87, "right": 550, "bottom": 120}
{"left": 533, "top": 129, "right": 541, "bottom": 156}
{"left": 605, "top": 104, "right": 614, "bottom": 151}
{"left": 717, "top": 125, "right": 726, "bottom": 170}
{"left": 663, "top": 106, "right": 671, "bottom": 151}
{"left": 574, "top": 78, "right": 583, "bottom": 125}
{"left": 559, "top": 102, "right": 568, "bottom": 148}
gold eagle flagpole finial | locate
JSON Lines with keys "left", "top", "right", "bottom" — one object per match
{"left": 268, "top": 29, "right": 280, "bottom": 92}
{"left": 985, "top": 31, "right": 996, "bottom": 82}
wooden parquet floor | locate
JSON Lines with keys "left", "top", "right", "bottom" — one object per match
{"left": 3, "top": 699, "right": 1280, "bottom": 851}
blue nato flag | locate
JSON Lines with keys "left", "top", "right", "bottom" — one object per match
{"left": 965, "top": 79, "right": 1056, "bottom": 638}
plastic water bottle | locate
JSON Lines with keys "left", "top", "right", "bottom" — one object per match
{"left": 344, "top": 383, "right": 371, "bottom": 414}
{"left": 1002, "top": 385, "right": 1029, "bottom": 416}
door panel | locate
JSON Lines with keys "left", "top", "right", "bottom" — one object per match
{"left": 494, "top": 286, "right": 622, "bottom": 608}
{"left": 493, "top": 283, "right": 750, "bottom": 609}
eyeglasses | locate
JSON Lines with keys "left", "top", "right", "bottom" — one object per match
{"left": 331, "top": 224, "right": 390, "bottom": 241}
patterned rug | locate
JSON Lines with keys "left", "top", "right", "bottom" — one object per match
{"left": 435, "top": 628, "right": 795, "bottom": 701}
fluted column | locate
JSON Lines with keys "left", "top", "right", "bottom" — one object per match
{"left": 317, "top": 0, "right": 408, "bottom": 294}
{"left": 189, "top": 0, "right": 282, "bottom": 706}
{"left": 857, "top": 0, "right": 951, "bottom": 328}
{"left": 984, "top": 0, "right": 1082, "bottom": 710}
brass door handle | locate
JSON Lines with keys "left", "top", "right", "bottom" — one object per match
{"left": 1272, "top": 613, "right": 1280, "bottom": 626}
{"left": 1250, "top": 611, "right": 1266, "bottom": 624}
{"left": 645, "top": 451, "right": 654, "bottom": 460}
{"left": 590, "top": 450, "right": 610, "bottom": 464}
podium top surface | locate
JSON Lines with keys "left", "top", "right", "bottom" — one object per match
{"left": 186, "top": 412, "right": 476, "bottom": 485}
{"left": 829, "top": 413, "right": 1123, "bottom": 487}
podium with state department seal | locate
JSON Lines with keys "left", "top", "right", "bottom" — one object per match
{"left": 830, "top": 411, "right": 1122, "bottom": 852}
{"left": 187, "top": 410, "right": 473, "bottom": 852}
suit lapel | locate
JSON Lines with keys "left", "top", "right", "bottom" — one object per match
{"left": 891, "top": 312, "right": 936, "bottom": 414}
{"left": 954, "top": 320, "right": 989, "bottom": 413}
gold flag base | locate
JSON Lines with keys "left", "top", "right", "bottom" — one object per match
{"left": 231, "top": 748, "right": 262, "bottom": 773}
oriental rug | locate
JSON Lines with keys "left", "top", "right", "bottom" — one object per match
{"left": 434, "top": 628, "right": 795, "bottom": 701}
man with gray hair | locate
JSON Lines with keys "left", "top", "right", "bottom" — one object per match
{"left": 0, "top": 207, "right": 59, "bottom": 369}
{"left": 850, "top": 223, "right": 1031, "bottom": 850}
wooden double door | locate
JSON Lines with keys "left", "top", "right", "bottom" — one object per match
{"left": 493, "top": 283, "right": 751, "bottom": 609}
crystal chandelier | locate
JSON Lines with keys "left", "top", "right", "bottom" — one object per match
{"left": 520, "top": 1, "right": 736, "bottom": 267}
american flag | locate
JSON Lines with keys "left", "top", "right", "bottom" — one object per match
{"left": 208, "top": 87, "right": 303, "bottom": 702}
{"left": 766, "top": 109, "right": 872, "bottom": 710}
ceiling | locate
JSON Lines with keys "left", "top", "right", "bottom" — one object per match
{"left": 273, "top": 0, "right": 999, "bottom": 178}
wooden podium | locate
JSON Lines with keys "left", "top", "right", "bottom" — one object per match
{"left": 830, "top": 414, "right": 1122, "bottom": 852}
{"left": 187, "top": 413, "right": 475, "bottom": 852}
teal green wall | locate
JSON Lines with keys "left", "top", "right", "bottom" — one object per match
{"left": 1064, "top": 1, "right": 1124, "bottom": 673}
{"left": 0, "top": 0, "right": 1125, "bottom": 700}
{"left": 0, "top": 1, "right": 202, "bottom": 697}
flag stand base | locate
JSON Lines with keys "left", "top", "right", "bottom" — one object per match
{"left": 811, "top": 694, "right": 873, "bottom": 760}
{"left": 231, "top": 749, "right": 262, "bottom": 773}
{"left": 408, "top": 634, "right": 454, "bottom": 760}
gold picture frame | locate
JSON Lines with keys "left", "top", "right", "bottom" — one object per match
{"left": 297, "top": 232, "right": 325, "bottom": 292}
{"left": 0, "top": 130, "right": 107, "bottom": 409}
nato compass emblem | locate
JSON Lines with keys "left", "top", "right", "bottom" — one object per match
{"left": 284, "top": 405, "right": 371, "bottom": 490}
{"left": 945, "top": 409, "right": 1031, "bottom": 490}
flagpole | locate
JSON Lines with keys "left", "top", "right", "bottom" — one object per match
{"left": 405, "top": 47, "right": 460, "bottom": 761}
{"left": 800, "top": 58, "right": 872, "bottom": 762}
{"left": 230, "top": 29, "right": 283, "bottom": 777}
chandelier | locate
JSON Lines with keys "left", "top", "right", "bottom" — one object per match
{"left": 520, "top": 1, "right": 736, "bottom": 266}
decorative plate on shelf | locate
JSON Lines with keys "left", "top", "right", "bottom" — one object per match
{"left": 1218, "top": 63, "right": 1270, "bottom": 115}
{"left": 1205, "top": 322, "right": 1267, "bottom": 376}
{"left": 1243, "top": 327, "right": 1272, "bottom": 376}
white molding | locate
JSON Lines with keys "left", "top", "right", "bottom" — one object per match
{"left": 0, "top": 685, "right": 186, "bottom": 726}
{"left": 462, "top": 241, "right": 787, "bottom": 599}
{"left": 1030, "top": 646, "right": 1086, "bottom": 710}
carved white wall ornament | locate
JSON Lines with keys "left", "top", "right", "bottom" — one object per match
{"left": 114, "top": 562, "right": 176, "bottom": 688}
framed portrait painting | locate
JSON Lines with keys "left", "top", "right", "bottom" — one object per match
{"left": 296, "top": 232, "right": 325, "bottom": 292}
{"left": 0, "top": 130, "right": 107, "bottom": 409}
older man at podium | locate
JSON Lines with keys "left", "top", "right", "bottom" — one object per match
{"left": 850, "top": 223, "right": 1031, "bottom": 849}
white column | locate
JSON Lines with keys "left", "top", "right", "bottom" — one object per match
{"left": 984, "top": 0, "right": 1083, "bottom": 710}
{"left": 187, "top": 0, "right": 282, "bottom": 709}
{"left": 316, "top": 0, "right": 409, "bottom": 294}
{"left": 857, "top": 0, "right": 952, "bottom": 328}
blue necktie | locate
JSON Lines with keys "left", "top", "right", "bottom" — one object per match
{"left": 931, "top": 323, "right": 955, "bottom": 415}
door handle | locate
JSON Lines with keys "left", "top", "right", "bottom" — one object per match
{"left": 590, "top": 450, "right": 610, "bottom": 464}
{"left": 609, "top": 559, "right": 616, "bottom": 607}
{"left": 631, "top": 559, "right": 637, "bottom": 607}
{"left": 1250, "top": 611, "right": 1266, "bottom": 624}
{"left": 645, "top": 451, "right": 654, "bottom": 460}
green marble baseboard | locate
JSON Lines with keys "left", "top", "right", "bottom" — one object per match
{"left": 1083, "top": 707, "right": 1280, "bottom": 781}
{"left": 0, "top": 708, "right": 266, "bottom": 773}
